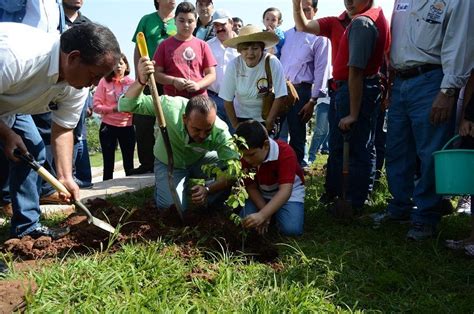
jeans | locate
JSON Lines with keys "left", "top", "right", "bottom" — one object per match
{"left": 99, "top": 123, "right": 135, "bottom": 180}
{"left": 386, "top": 68, "right": 454, "bottom": 226}
{"left": 308, "top": 101, "right": 330, "bottom": 163}
{"left": 240, "top": 199, "right": 304, "bottom": 236}
{"left": 286, "top": 83, "right": 312, "bottom": 166}
{"left": 324, "top": 78, "right": 380, "bottom": 207}
{"left": 374, "top": 109, "right": 387, "bottom": 182}
{"left": 73, "top": 139, "right": 92, "bottom": 185}
{"left": 209, "top": 92, "right": 234, "bottom": 134}
{"left": 154, "top": 152, "right": 228, "bottom": 210}
{"left": 0, "top": 115, "right": 44, "bottom": 237}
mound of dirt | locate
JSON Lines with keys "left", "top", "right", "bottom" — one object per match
{"left": 2, "top": 198, "right": 278, "bottom": 263}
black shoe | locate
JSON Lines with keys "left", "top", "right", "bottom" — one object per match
{"left": 128, "top": 166, "right": 153, "bottom": 175}
{"left": 26, "top": 225, "right": 70, "bottom": 240}
{"left": 0, "top": 261, "right": 8, "bottom": 276}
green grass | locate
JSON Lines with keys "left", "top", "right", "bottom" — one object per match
{"left": 89, "top": 150, "right": 123, "bottom": 168}
{"left": 1, "top": 156, "right": 473, "bottom": 312}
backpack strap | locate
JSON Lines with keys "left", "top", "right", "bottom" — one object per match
{"left": 264, "top": 54, "right": 273, "bottom": 92}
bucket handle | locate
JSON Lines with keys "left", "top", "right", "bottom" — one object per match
{"left": 441, "top": 134, "right": 461, "bottom": 150}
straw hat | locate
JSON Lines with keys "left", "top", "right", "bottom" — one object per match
{"left": 224, "top": 24, "right": 279, "bottom": 49}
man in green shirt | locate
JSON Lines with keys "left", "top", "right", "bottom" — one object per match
{"left": 119, "top": 57, "right": 238, "bottom": 211}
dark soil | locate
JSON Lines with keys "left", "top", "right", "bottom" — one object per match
{"left": 2, "top": 198, "right": 278, "bottom": 263}
{"left": 0, "top": 279, "right": 37, "bottom": 313}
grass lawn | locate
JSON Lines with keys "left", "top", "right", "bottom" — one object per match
{"left": 1, "top": 156, "right": 473, "bottom": 312}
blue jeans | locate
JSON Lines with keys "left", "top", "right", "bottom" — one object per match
{"left": 308, "top": 101, "right": 330, "bottom": 163}
{"left": 240, "top": 199, "right": 304, "bottom": 236}
{"left": 154, "top": 152, "right": 228, "bottom": 210}
{"left": 386, "top": 68, "right": 454, "bottom": 226}
{"left": 209, "top": 93, "right": 234, "bottom": 134}
{"left": 324, "top": 78, "right": 380, "bottom": 207}
{"left": 286, "top": 83, "right": 312, "bottom": 166}
{"left": 73, "top": 139, "right": 92, "bottom": 185}
{"left": 0, "top": 115, "right": 45, "bottom": 237}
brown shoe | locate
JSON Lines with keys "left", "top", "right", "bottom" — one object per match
{"left": 1, "top": 203, "right": 13, "bottom": 217}
{"left": 39, "top": 192, "right": 66, "bottom": 205}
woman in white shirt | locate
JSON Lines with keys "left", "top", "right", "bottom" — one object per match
{"left": 219, "top": 25, "right": 287, "bottom": 133}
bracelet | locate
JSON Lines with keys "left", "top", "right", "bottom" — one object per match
{"left": 137, "top": 77, "right": 147, "bottom": 86}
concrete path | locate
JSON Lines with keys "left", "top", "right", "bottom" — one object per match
{"left": 80, "top": 159, "right": 155, "bottom": 202}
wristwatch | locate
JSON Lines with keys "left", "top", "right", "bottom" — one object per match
{"left": 204, "top": 185, "right": 210, "bottom": 194}
{"left": 440, "top": 88, "right": 457, "bottom": 97}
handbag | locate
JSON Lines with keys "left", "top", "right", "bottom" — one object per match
{"left": 261, "top": 55, "right": 299, "bottom": 120}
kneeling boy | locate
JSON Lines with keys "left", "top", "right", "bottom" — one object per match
{"left": 235, "top": 120, "right": 304, "bottom": 236}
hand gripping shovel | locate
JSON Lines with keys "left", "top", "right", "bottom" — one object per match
{"left": 136, "top": 32, "right": 184, "bottom": 221}
{"left": 14, "top": 150, "right": 116, "bottom": 234}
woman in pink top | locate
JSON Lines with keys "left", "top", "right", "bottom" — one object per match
{"left": 93, "top": 54, "right": 136, "bottom": 180}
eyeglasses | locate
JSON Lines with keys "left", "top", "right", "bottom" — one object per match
{"left": 161, "top": 21, "right": 177, "bottom": 38}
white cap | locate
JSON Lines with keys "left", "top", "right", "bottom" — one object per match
{"left": 212, "top": 9, "right": 232, "bottom": 24}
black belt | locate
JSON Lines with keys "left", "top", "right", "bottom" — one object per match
{"left": 292, "top": 82, "right": 312, "bottom": 88}
{"left": 394, "top": 64, "right": 442, "bottom": 79}
{"left": 207, "top": 90, "right": 218, "bottom": 96}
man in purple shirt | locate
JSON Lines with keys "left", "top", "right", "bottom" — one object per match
{"left": 279, "top": 0, "right": 330, "bottom": 166}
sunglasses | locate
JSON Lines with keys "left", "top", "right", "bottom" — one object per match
{"left": 161, "top": 21, "right": 177, "bottom": 37}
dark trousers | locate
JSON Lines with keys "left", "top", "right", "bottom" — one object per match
{"left": 132, "top": 85, "right": 157, "bottom": 171}
{"left": 286, "top": 83, "right": 312, "bottom": 165}
{"left": 325, "top": 78, "right": 381, "bottom": 207}
{"left": 99, "top": 123, "right": 136, "bottom": 180}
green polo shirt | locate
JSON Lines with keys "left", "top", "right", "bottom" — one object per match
{"left": 119, "top": 94, "right": 238, "bottom": 169}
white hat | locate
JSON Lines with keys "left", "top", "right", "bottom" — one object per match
{"left": 212, "top": 9, "right": 232, "bottom": 24}
{"left": 223, "top": 24, "right": 279, "bottom": 49}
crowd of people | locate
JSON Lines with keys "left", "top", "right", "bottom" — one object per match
{"left": 1, "top": 0, "right": 474, "bottom": 266}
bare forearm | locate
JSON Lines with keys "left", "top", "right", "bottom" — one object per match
{"left": 155, "top": 71, "right": 175, "bottom": 86}
{"left": 292, "top": 0, "right": 320, "bottom": 34}
{"left": 224, "top": 100, "right": 238, "bottom": 128}
{"left": 259, "top": 184, "right": 292, "bottom": 219}
{"left": 267, "top": 96, "right": 285, "bottom": 123}
{"left": 197, "top": 72, "right": 216, "bottom": 90}
{"left": 133, "top": 46, "right": 140, "bottom": 80}
{"left": 51, "top": 122, "right": 74, "bottom": 181}
{"left": 247, "top": 185, "right": 267, "bottom": 210}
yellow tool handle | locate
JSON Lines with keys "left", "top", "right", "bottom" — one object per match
{"left": 136, "top": 32, "right": 166, "bottom": 127}
{"left": 37, "top": 167, "right": 71, "bottom": 197}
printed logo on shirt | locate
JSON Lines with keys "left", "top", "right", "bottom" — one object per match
{"left": 395, "top": 2, "right": 409, "bottom": 11}
{"left": 256, "top": 77, "right": 270, "bottom": 98}
{"left": 424, "top": 0, "right": 446, "bottom": 24}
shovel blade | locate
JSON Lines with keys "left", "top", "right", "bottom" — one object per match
{"left": 91, "top": 217, "right": 116, "bottom": 234}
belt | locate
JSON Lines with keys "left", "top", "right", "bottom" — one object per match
{"left": 394, "top": 64, "right": 442, "bottom": 79}
{"left": 207, "top": 89, "right": 218, "bottom": 96}
{"left": 292, "top": 82, "right": 312, "bottom": 88}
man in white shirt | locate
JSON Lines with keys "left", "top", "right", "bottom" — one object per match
{"left": 0, "top": 22, "right": 120, "bottom": 239}
{"left": 206, "top": 9, "right": 239, "bottom": 132}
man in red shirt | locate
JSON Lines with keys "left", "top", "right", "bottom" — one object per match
{"left": 236, "top": 120, "right": 305, "bottom": 236}
{"left": 292, "top": 0, "right": 390, "bottom": 211}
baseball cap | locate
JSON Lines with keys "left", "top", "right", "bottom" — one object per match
{"left": 212, "top": 9, "right": 232, "bottom": 24}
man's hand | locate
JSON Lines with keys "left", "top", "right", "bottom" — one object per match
{"left": 58, "top": 177, "right": 79, "bottom": 203}
{"left": 138, "top": 56, "right": 155, "bottom": 83}
{"left": 298, "top": 101, "right": 316, "bottom": 123}
{"left": 459, "top": 119, "right": 474, "bottom": 137}
{"left": 430, "top": 92, "right": 456, "bottom": 125}
{"left": 242, "top": 211, "right": 269, "bottom": 230}
{"left": 0, "top": 126, "right": 27, "bottom": 162}
{"left": 338, "top": 114, "right": 358, "bottom": 131}
{"left": 191, "top": 185, "right": 208, "bottom": 206}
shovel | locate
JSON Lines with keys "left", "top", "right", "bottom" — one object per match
{"left": 14, "top": 150, "right": 116, "bottom": 234}
{"left": 329, "top": 132, "right": 353, "bottom": 220}
{"left": 136, "top": 32, "right": 184, "bottom": 222}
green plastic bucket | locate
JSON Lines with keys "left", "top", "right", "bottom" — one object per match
{"left": 433, "top": 135, "right": 474, "bottom": 195}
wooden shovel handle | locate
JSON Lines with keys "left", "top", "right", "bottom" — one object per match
{"left": 136, "top": 32, "right": 166, "bottom": 127}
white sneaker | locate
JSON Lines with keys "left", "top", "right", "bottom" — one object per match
{"left": 456, "top": 196, "right": 471, "bottom": 215}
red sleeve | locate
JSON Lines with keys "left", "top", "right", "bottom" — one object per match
{"left": 277, "top": 142, "right": 298, "bottom": 185}
{"left": 201, "top": 40, "right": 217, "bottom": 68}
{"left": 153, "top": 40, "right": 166, "bottom": 68}
{"left": 317, "top": 16, "right": 335, "bottom": 39}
